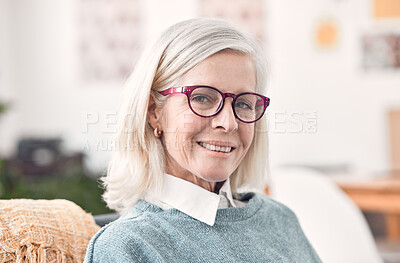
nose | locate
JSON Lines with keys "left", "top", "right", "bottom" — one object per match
{"left": 211, "top": 98, "right": 238, "bottom": 133}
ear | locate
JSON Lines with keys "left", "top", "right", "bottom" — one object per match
{"left": 147, "top": 94, "right": 162, "bottom": 130}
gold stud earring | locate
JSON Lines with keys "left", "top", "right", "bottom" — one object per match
{"left": 154, "top": 127, "right": 162, "bottom": 138}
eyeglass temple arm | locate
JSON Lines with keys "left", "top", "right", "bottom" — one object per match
{"left": 256, "top": 97, "right": 270, "bottom": 107}
{"left": 158, "top": 87, "right": 185, "bottom": 96}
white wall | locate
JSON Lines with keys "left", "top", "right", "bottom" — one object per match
{"left": 1, "top": 0, "right": 122, "bottom": 170}
{"left": 0, "top": 0, "right": 18, "bottom": 155}
{"left": 0, "top": 0, "right": 200, "bottom": 172}
{"left": 267, "top": 0, "right": 400, "bottom": 173}
{"left": 1, "top": 0, "right": 399, "bottom": 174}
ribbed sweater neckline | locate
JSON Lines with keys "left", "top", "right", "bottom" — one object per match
{"left": 132, "top": 192, "right": 263, "bottom": 225}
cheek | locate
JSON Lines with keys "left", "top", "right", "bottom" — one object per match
{"left": 241, "top": 124, "right": 255, "bottom": 150}
{"left": 161, "top": 109, "right": 206, "bottom": 153}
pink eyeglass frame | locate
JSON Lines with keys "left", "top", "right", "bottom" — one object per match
{"left": 158, "top": 85, "right": 270, "bottom": 123}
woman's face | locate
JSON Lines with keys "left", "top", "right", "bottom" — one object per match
{"left": 155, "top": 52, "right": 256, "bottom": 183}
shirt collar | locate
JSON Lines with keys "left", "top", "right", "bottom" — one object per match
{"left": 144, "top": 173, "right": 236, "bottom": 226}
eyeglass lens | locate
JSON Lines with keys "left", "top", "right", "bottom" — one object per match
{"left": 189, "top": 87, "right": 265, "bottom": 122}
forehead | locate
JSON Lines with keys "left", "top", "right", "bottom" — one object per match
{"left": 179, "top": 52, "right": 257, "bottom": 93}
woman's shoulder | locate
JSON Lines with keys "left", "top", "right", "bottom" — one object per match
{"left": 84, "top": 204, "right": 169, "bottom": 263}
{"left": 89, "top": 202, "right": 168, "bottom": 241}
{"left": 84, "top": 219, "right": 140, "bottom": 262}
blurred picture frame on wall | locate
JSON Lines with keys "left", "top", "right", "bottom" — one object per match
{"left": 200, "top": 0, "right": 265, "bottom": 41}
{"left": 374, "top": 0, "right": 400, "bottom": 19}
{"left": 361, "top": 32, "right": 400, "bottom": 70}
{"left": 78, "top": 0, "right": 143, "bottom": 83}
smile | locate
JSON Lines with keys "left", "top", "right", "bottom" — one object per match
{"left": 197, "top": 142, "right": 233, "bottom": 153}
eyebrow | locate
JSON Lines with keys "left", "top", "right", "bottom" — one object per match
{"left": 192, "top": 84, "right": 256, "bottom": 94}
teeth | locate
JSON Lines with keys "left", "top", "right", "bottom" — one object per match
{"left": 199, "top": 142, "right": 232, "bottom": 153}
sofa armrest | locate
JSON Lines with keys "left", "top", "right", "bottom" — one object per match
{"left": 93, "top": 213, "right": 120, "bottom": 227}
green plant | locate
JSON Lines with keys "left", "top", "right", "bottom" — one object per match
{"left": 0, "top": 101, "right": 9, "bottom": 116}
{"left": 0, "top": 101, "right": 9, "bottom": 198}
{"left": 0, "top": 100, "right": 110, "bottom": 215}
{"left": 0, "top": 165, "right": 112, "bottom": 215}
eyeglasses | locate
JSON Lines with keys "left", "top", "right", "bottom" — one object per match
{"left": 158, "top": 86, "right": 270, "bottom": 123}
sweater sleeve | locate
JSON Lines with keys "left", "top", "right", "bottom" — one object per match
{"left": 84, "top": 228, "right": 132, "bottom": 263}
{"left": 84, "top": 223, "right": 160, "bottom": 263}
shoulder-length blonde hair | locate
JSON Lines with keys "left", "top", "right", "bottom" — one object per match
{"left": 103, "top": 18, "right": 269, "bottom": 214}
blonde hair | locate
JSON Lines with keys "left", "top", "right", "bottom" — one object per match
{"left": 103, "top": 18, "right": 269, "bottom": 214}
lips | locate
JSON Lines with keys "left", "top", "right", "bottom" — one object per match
{"left": 197, "top": 141, "right": 235, "bottom": 153}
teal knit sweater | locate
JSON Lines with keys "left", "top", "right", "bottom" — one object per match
{"left": 84, "top": 193, "right": 321, "bottom": 262}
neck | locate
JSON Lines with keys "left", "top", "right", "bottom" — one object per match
{"left": 175, "top": 173, "right": 218, "bottom": 192}
{"left": 164, "top": 155, "right": 225, "bottom": 192}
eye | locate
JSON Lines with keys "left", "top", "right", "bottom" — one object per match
{"left": 235, "top": 101, "right": 253, "bottom": 110}
{"left": 191, "top": 95, "right": 210, "bottom": 103}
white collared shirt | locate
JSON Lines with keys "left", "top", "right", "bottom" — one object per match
{"left": 143, "top": 174, "right": 244, "bottom": 226}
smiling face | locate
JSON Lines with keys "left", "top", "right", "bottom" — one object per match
{"left": 150, "top": 52, "right": 256, "bottom": 187}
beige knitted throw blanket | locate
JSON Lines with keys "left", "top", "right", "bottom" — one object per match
{"left": 0, "top": 199, "right": 100, "bottom": 263}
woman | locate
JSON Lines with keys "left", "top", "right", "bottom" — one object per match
{"left": 84, "top": 18, "right": 321, "bottom": 262}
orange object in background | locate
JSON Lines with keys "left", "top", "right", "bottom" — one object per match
{"left": 389, "top": 109, "right": 400, "bottom": 171}
{"left": 374, "top": 0, "right": 400, "bottom": 18}
{"left": 264, "top": 184, "right": 270, "bottom": 196}
{"left": 330, "top": 109, "right": 400, "bottom": 241}
{"left": 315, "top": 19, "right": 338, "bottom": 49}
{"left": 335, "top": 174, "right": 400, "bottom": 240}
